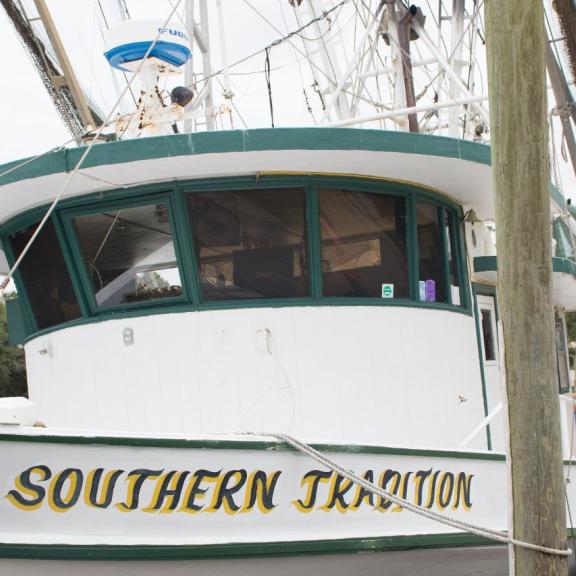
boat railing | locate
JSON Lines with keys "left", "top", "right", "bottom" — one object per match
{"left": 460, "top": 395, "right": 576, "bottom": 460}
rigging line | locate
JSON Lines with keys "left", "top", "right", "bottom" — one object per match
{"left": 264, "top": 47, "right": 275, "bottom": 128}
{"left": 240, "top": 0, "right": 347, "bottom": 89}
{"left": 222, "top": 9, "right": 355, "bottom": 78}
{"left": 215, "top": 76, "right": 249, "bottom": 129}
{"left": 0, "top": 0, "right": 184, "bottom": 297}
{"left": 90, "top": 212, "right": 120, "bottom": 267}
{"left": 351, "top": 0, "right": 392, "bottom": 95}
{"left": 280, "top": 9, "right": 318, "bottom": 123}
{"left": 0, "top": 137, "right": 77, "bottom": 181}
{"left": 305, "top": 1, "right": 341, "bottom": 88}
{"left": 186, "top": 0, "right": 350, "bottom": 107}
{"left": 167, "top": 0, "right": 187, "bottom": 29}
{"left": 240, "top": 431, "right": 572, "bottom": 557}
{"left": 350, "top": 13, "right": 384, "bottom": 115}
{"left": 96, "top": 0, "right": 138, "bottom": 107}
{"left": 121, "top": 0, "right": 130, "bottom": 19}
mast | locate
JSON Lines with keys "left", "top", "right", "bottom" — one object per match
{"left": 32, "top": 0, "right": 96, "bottom": 131}
{"left": 485, "top": 1, "right": 567, "bottom": 574}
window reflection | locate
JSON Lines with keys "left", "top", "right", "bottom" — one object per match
{"left": 186, "top": 188, "right": 309, "bottom": 300}
{"left": 72, "top": 203, "right": 182, "bottom": 307}
{"left": 319, "top": 188, "right": 408, "bottom": 298}
{"left": 10, "top": 220, "right": 81, "bottom": 329}
{"left": 417, "top": 202, "right": 446, "bottom": 303}
{"left": 445, "top": 210, "right": 461, "bottom": 305}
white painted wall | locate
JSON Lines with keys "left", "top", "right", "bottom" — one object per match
{"left": 24, "top": 306, "right": 487, "bottom": 449}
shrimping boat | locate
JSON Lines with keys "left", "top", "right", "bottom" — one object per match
{"left": 0, "top": 1, "right": 575, "bottom": 574}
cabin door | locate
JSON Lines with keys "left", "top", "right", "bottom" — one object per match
{"left": 476, "top": 294, "right": 505, "bottom": 451}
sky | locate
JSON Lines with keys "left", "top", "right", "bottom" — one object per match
{"left": 0, "top": 0, "right": 574, "bottom": 193}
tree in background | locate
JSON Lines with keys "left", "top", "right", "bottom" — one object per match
{"left": 0, "top": 298, "right": 27, "bottom": 397}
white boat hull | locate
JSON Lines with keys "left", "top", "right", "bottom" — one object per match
{"left": 0, "top": 428, "right": 572, "bottom": 574}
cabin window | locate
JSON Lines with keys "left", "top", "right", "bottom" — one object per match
{"left": 416, "top": 202, "right": 447, "bottom": 303}
{"left": 71, "top": 203, "right": 182, "bottom": 307}
{"left": 9, "top": 220, "right": 81, "bottom": 329}
{"left": 444, "top": 210, "right": 461, "bottom": 305}
{"left": 480, "top": 309, "right": 496, "bottom": 362}
{"left": 556, "top": 315, "right": 570, "bottom": 393}
{"left": 318, "top": 188, "right": 408, "bottom": 298}
{"left": 186, "top": 188, "right": 309, "bottom": 300}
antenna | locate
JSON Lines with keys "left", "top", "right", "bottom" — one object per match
{"left": 103, "top": 20, "right": 193, "bottom": 137}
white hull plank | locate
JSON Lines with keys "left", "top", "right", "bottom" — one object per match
{"left": 0, "top": 433, "right": 503, "bottom": 547}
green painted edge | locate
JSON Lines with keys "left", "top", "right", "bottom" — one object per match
{"left": 0, "top": 430, "right": 505, "bottom": 461}
{"left": 19, "top": 297, "right": 473, "bottom": 346}
{"left": 550, "top": 183, "right": 566, "bottom": 209}
{"left": 0, "top": 129, "right": 493, "bottom": 188}
{"left": 474, "top": 255, "right": 576, "bottom": 278}
{"left": 0, "top": 533, "right": 502, "bottom": 561}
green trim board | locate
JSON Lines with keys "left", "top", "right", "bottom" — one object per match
{"left": 60, "top": 192, "right": 189, "bottom": 315}
{"left": 1, "top": 174, "right": 473, "bottom": 344}
{"left": 17, "top": 296, "right": 474, "bottom": 346}
{"left": 0, "top": 533, "right": 502, "bottom": 561}
{"left": 474, "top": 255, "right": 576, "bottom": 277}
{"left": 5, "top": 527, "right": 574, "bottom": 561}
{"left": 0, "top": 128, "right": 493, "bottom": 188}
{"left": 0, "top": 430, "right": 506, "bottom": 461}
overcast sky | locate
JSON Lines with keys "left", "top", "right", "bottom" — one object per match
{"left": 0, "top": 0, "right": 574, "bottom": 201}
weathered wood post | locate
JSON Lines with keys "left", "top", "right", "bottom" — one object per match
{"left": 485, "top": 1, "right": 568, "bottom": 574}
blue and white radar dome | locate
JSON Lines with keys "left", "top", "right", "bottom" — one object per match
{"left": 104, "top": 20, "right": 191, "bottom": 73}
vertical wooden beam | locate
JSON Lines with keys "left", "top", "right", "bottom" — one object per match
{"left": 33, "top": 0, "right": 96, "bottom": 131}
{"left": 397, "top": 5, "right": 418, "bottom": 132}
{"left": 485, "top": 1, "right": 567, "bottom": 574}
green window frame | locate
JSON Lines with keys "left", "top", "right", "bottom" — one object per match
{"left": 180, "top": 181, "right": 314, "bottom": 308}
{"left": 0, "top": 175, "right": 472, "bottom": 342}
{"left": 60, "top": 192, "right": 190, "bottom": 314}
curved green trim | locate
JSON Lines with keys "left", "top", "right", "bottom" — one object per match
{"left": 0, "top": 533, "right": 502, "bottom": 561}
{"left": 19, "top": 299, "right": 473, "bottom": 346}
{"left": 550, "top": 183, "right": 566, "bottom": 209}
{"left": 2, "top": 174, "right": 472, "bottom": 344}
{"left": 474, "top": 255, "right": 576, "bottom": 278}
{"left": 0, "top": 431, "right": 505, "bottom": 461}
{"left": 0, "top": 128, "right": 492, "bottom": 188}
{"left": 553, "top": 257, "right": 576, "bottom": 277}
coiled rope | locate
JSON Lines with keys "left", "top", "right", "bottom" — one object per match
{"left": 240, "top": 431, "right": 571, "bottom": 557}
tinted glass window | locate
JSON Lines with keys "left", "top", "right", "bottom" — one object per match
{"left": 417, "top": 202, "right": 446, "bottom": 303}
{"left": 187, "top": 188, "right": 309, "bottom": 300}
{"left": 481, "top": 309, "right": 496, "bottom": 362}
{"left": 445, "top": 210, "right": 461, "bottom": 305}
{"left": 72, "top": 203, "right": 182, "bottom": 307}
{"left": 10, "top": 220, "right": 81, "bottom": 329}
{"left": 556, "top": 315, "right": 570, "bottom": 392}
{"left": 319, "top": 188, "right": 408, "bottom": 298}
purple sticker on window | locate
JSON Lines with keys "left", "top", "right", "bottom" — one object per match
{"left": 425, "top": 279, "right": 436, "bottom": 302}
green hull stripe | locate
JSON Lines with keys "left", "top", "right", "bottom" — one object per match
{"left": 474, "top": 255, "right": 576, "bottom": 278}
{"left": 0, "top": 128, "right": 491, "bottom": 188}
{"left": 0, "top": 431, "right": 506, "bottom": 461}
{"left": 0, "top": 533, "right": 501, "bottom": 560}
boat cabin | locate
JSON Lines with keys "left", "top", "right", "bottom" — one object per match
{"left": 0, "top": 128, "right": 574, "bottom": 453}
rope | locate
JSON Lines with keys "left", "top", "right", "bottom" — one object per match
{"left": 0, "top": 137, "right": 77, "bottom": 181}
{"left": 264, "top": 47, "right": 275, "bottom": 128}
{"left": 552, "top": 103, "right": 575, "bottom": 118}
{"left": 0, "top": 0, "right": 184, "bottom": 299}
{"left": 239, "top": 431, "right": 572, "bottom": 558}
